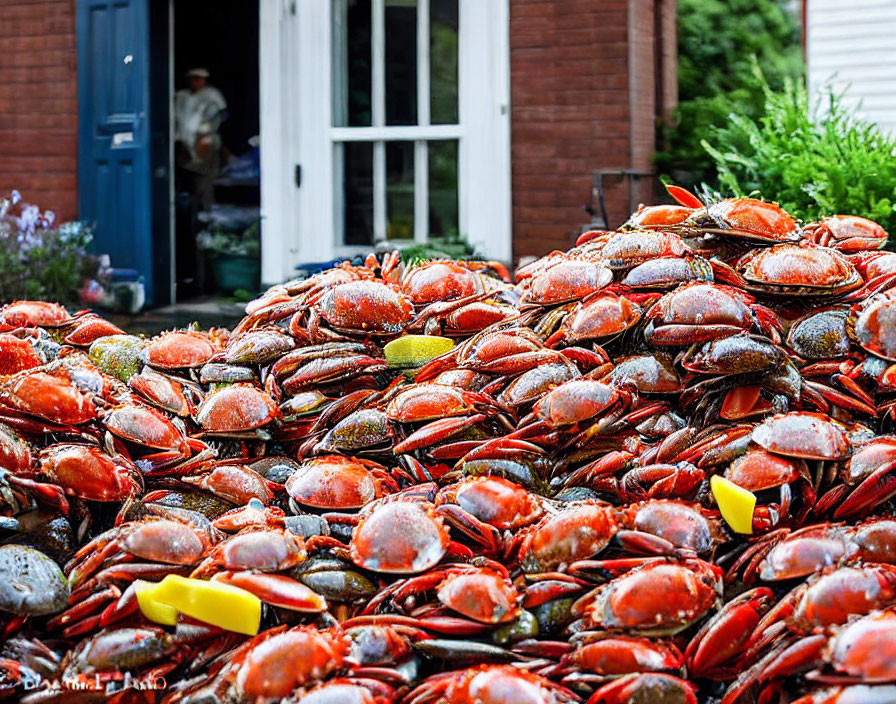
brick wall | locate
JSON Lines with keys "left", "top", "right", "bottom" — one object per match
{"left": 510, "top": 0, "right": 677, "bottom": 260}
{"left": 0, "top": 0, "right": 78, "bottom": 221}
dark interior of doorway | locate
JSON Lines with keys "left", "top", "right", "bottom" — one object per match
{"left": 172, "top": 0, "right": 259, "bottom": 301}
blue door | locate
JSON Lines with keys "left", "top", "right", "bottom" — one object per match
{"left": 76, "top": 0, "right": 161, "bottom": 305}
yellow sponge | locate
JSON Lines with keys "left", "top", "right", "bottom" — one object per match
{"left": 384, "top": 335, "right": 454, "bottom": 367}
{"left": 710, "top": 475, "right": 756, "bottom": 535}
{"left": 134, "top": 580, "right": 178, "bottom": 626}
{"left": 137, "top": 575, "right": 261, "bottom": 635}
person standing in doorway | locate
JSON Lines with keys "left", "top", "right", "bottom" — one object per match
{"left": 174, "top": 67, "right": 228, "bottom": 211}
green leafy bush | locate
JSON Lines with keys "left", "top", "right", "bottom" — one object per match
{"left": 0, "top": 191, "right": 96, "bottom": 304}
{"left": 197, "top": 220, "right": 261, "bottom": 258}
{"left": 656, "top": 0, "right": 803, "bottom": 185}
{"left": 701, "top": 66, "right": 896, "bottom": 236}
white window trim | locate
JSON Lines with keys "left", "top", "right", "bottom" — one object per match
{"left": 260, "top": 0, "right": 511, "bottom": 286}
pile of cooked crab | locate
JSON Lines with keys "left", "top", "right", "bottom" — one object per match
{"left": 3, "top": 185, "right": 896, "bottom": 704}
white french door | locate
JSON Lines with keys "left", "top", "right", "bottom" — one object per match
{"left": 260, "top": 0, "right": 511, "bottom": 285}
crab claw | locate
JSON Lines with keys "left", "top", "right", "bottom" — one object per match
{"left": 665, "top": 184, "right": 704, "bottom": 209}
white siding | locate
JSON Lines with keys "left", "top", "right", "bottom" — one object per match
{"left": 806, "top": 0, "right": 896, "bottom": 135}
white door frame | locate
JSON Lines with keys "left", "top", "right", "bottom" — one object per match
{"left": 259, "top": 0, "right": 511, "bottom": 286}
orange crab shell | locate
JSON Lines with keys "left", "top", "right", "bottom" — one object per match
{"left": 725, "top": 448, "right": 808, "bottom": 493}
{"left": 805, "top": 215, "right": 889, "bottom": 252}
{"left": 350, "top": 501, "right": 450, "bottom": 574}
{"left": 828, "top": 610, "right": 896, "bottom": 682}
{"left": 436, "top": 568, "right": 521, "bottom": 624}
{"left": 518, "top": 502, "right": 618, "bottom": 573}
{"left": 521, "top": 258, "right": 613, "bottom": 305}
{"left": 437, "top": 476, "right": 544, "bottom": 531}
{"left": 851, "top": 289, "right": 896, "bottom": 361}
{"left": 314, "top": 280, "right": 413, "bottom": 334}
{"left": 705, "top": 198, "right": 799, "bottom": 243}
{"left": 143, "top": 330, "right": 219, "bottom": 370}
{"left": 234, "top": 626, "right": 350, "bottom": 699}
{"left": 286, "top": 455, "right": 388, "bottom": 510}
{"left": 578, "top": 559, "right": 722, "bottom": 634}
{"left": 1, "top": 369, "right": 100, "bottom": 425}
{"left": 0, "top": 301, "right": 71, "bottom": 328}
{"left": 625, "top": 204, "right": 696, "bottom": 230}
{"left": 196, "top": 383, "right": 281, "bottom": 432}
{"left": 0, "top": 333, "right": 44, "bottom": 375}
{"left": 402, "top": 261, "right": 487, "bottom": 305}
{"left": 752, "top": 412, "right": 851, "bottom": 461}
{"left": 38, "top": 444, "right": 140, "bottom": 502}
{"left": 736, "top": 244, "right": 861, "bottom": 296}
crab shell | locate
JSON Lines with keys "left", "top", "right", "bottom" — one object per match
{"left": 314, "top": 280, "right": 413, "bottom": 335}
{"left": 286, "top": 455, "right": 387, "bottom": 510}
{"left": 752, "top": 412, "right": 851, "bottom": 461}
{"left": 521, "top": 258, "right": 613, "bottom": 305}
{"left": 196, "top": 383, "right": 281, "bottom": 432}
{"left": 233, "top": 626, "right": 350, "bottom": 699}
{"left": 599, "top": 231, "right": 690, "bottom": 270}
{"left": 786, "top": 308, "right": 851, "bottom": 360}
{"left": 350, "top": 501, "right": 449, "bottom": 574}
{"left": 436, "top": 476, "right": 544, "bottom": 531}
{"left": 644, "top": 283, "right": 755, "bottom": 346}
{"left": 624, "top": 204, "right": 695, "bottom": 230}
{"left": 827, "top": 610, "right": 896, "bottom": 682}
{"left": 143, "top": 330, "right": 219, "bottom": 370}
{"left": 576, "top": 559, "right": 722, "bottom": 635}
{"left": 436, "top": 568, "right": 521, "bottom": 624}
{"left": 621, "top": 255, "right": 714, "bottom": 290}
{"left": 851, "top": 289, "right": 896, "bottom": 361}
{"left": 736, "top": 244, "right": 862, "bottom": 297}
{"left": 401, "top": 261, "right": 488, "bottom": 305}
{"left": 700, "top": 197, "right": 799, "bottom": 243}
{"left": 603, "top": 354, "right": 683, "bottom": 394}
{"left": 805, "top": 215, "right": 889, "bottom": 252}
{"left": 549, "top": 292, "right": 642, "bottom": 345}
{"left": 531, "top": 379, "right": 625, "bottom": 427}
{"left": 38, "top": 444, "right": 141, "bottom": 502}
{"left": 0, "top": 301, "right": 71, "bottom": 328}
{"left": 518, "top": 502, "right": 617, "bottom": 573}
{"left": 435, "top": 665, "right": 579, "bottom": 704}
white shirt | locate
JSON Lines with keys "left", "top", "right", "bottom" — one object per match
{"left": 174, "top": 85, "right": 227, "bottom": 167}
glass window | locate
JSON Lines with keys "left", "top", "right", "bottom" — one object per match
{"left": 429, "top": 140, "right": 458, "bottom": 237}
{"left": 386, "top": 141, "right": 415, "bottom": 239}
{"left": 334, "top": 0, "right": 372, "bottom": 127}
{"left": 342, "top": 142, "right": 374, "bottom": 245}
{"left": 385, "top": 0, "right": 418, "bottom": 126}
{"left": 332, "top": 0, "right": 462, "bottom": 246}
{"left": 430, "top": 0, "right": 458, "bottom": 125}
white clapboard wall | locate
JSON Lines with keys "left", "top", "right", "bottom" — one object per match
{"left": 806, "top": 0, "right": 896, "bottom": 135}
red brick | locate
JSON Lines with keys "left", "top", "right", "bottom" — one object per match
{"left": 0, "top": 0, "right": 77, "bottom": 220}
{"left": 510, "top": 0, "right": 677, "bottom": 261}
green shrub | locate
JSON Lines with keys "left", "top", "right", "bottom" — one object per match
{"left": 701, "top": 64, "right": 896, "bottom": 236}
{"left": 656, "top": 0, "right": 803, "bottom": 186}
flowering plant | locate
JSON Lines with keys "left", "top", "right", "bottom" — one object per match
{"left": 0, "top": 191, "right": 97, "bottom": 304}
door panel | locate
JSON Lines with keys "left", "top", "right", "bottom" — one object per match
{"left": 77, "top": 0, "right": 159, "bottom": 304}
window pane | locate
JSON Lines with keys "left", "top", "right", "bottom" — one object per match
{"left": 343, "top": 142, "right": 374, "bottom": 245}
{"left": 386, "top": 141, "right": 414, "bottom": 239}
{"left": 385, "top": 0, "right": 417, "bottom": 126}
{"left": 430, "top": 0, "right": 458, "bottom": 125}
{"left": 429, "top": 140, "right": 458, "bottom": 237}
{"left": 334, "top": 0, "right": 372, "bottom": 127}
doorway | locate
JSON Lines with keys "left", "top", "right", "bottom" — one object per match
{"left": 171, "top": 0, "right": 260, "bottom": 301}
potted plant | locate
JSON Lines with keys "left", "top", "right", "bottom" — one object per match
{"left": 197, "top": 221, "right": 261, "bottom": 294}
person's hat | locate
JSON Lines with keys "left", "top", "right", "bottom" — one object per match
{"left": 186, "top": 68, "right": 210, "bottom": 78}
